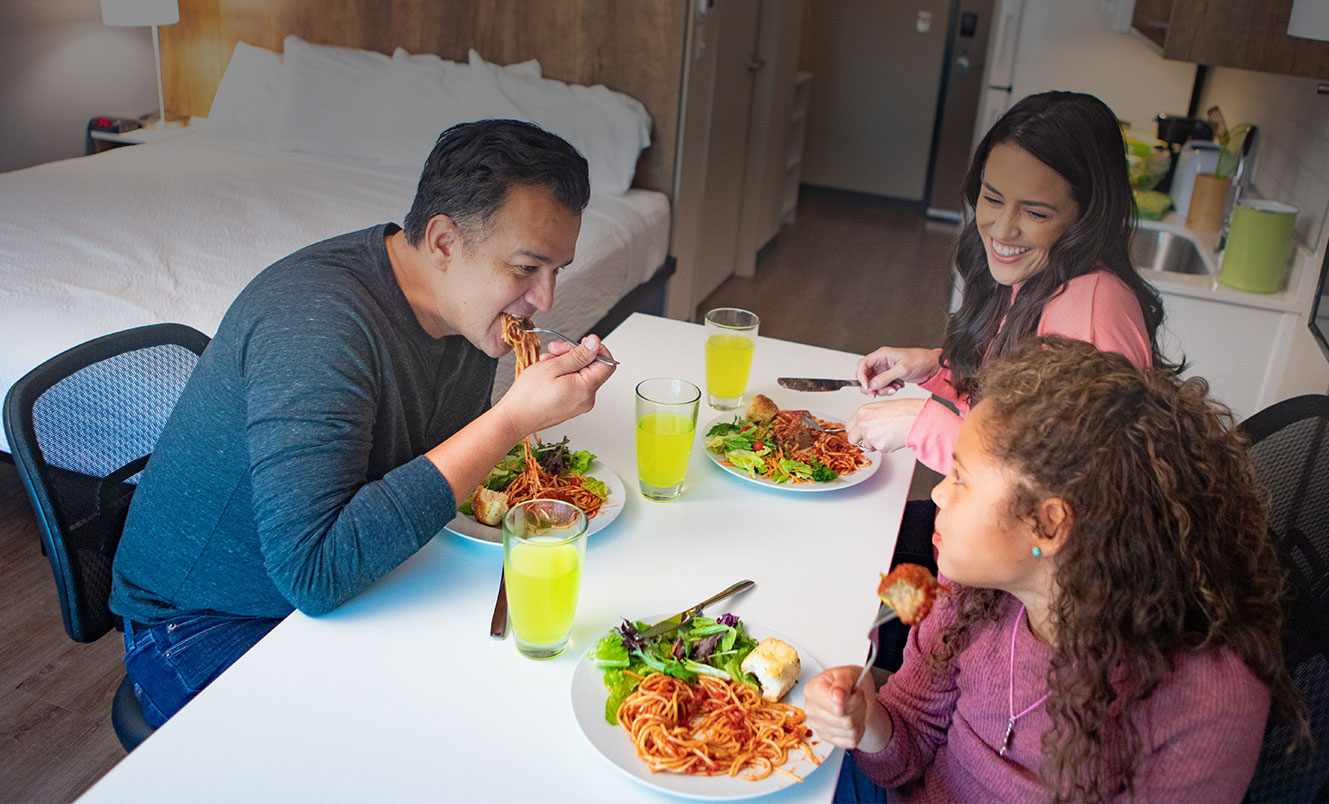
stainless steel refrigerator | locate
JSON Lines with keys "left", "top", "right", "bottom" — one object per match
{"left": 925, "top": 0, "right": 997, "bottom": 220}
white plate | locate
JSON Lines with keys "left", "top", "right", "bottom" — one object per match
{"left": 442, "top": 460, "right": 625, "bottom": 545}
{"left": 571, "top": 619, "right": 834, "bottom": 800}
{"left": 701, "top": 412, "right": 880, "bottom": 493}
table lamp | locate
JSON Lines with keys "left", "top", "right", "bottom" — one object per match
{"left": 101, "top": 0, "right": 181, "bottom": 129}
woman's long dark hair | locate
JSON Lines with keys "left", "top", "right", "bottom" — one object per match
{"left": 941, "top": 91, "right": 1173, "bottom": 399}
{"left": 932, "top": 339, "right": 1306, "bottom": 802}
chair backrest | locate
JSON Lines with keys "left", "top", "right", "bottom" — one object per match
{"left": 2, "top": 324, "right": 209, "bottom": 643}
{"left": 1239, "top": 394, "right": 1329, "bottom": 802}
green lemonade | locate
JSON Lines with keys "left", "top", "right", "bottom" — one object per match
{"left": 636, "top": 411, "right": 696, "bottom": 489}
{"left": 705, "top": 334, "right": 755, "bottom": 399}
{"left": 505, "top": 538, "right": 583, "bottom": 646}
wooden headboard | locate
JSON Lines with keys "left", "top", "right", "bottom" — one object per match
{"left": 160, "top": 0, "right": 687, "bottom": 196}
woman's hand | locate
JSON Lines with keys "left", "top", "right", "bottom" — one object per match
{"left": 856, "top": 347, "right": 941, "bottom": 397}
{"left": 804, "top": 666, "right": 892, "bottom": 752}
{"left": 846, "top": 397, "right": 927, "bottom": 453}
{"left": 498, "top": 334, "right": 616, "bottom": 436}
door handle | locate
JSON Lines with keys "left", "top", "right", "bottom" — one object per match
{"left": 747, "top": 56, "right": 766, "bottom": 72}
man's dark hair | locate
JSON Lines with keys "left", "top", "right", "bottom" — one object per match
{"left": 403, "top": 119, "right": 590, "bottom": 246}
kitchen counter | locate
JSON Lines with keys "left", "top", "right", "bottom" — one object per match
{"left": 1136, "top": 213, "right": 1319, "bottom": 420}
{"left": 1137, "top": 214, "right": 1314, "bottom": 313}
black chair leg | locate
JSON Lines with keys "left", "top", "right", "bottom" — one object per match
{"left": 111, "top": 675, "right": 156, "bottom": 752}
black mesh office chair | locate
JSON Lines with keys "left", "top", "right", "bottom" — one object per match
{"left": 1240, "top": 394, "right": 1329, "bottom": 802}
{"left": 2, "top": 323, "right": 210, "bottom": 752}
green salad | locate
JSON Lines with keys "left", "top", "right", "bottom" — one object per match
{"left": 704, "top": 418, "right": 839, "bottom": 484}
{"left": 588, "top": 614, "right": 759, "bottom": 725}
{"left": 457, "top": 437, "right": 608, "bottom": 518}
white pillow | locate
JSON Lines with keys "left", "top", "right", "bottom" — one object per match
{"left": 375, "top": 48, "right": 527, "bottom": 168}
{"left": 273, "top": 35, "right": 396, "bottom": 160}
{"left": 392, "top": 46, "right": 541, "bottom": 78}
{"left": 465, "top": 50, "right": 651, "bottom": 196}
{"left": 205, "top": 41, "right": 284, "bottom": 143}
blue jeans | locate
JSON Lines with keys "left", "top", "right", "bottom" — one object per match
{"left": 122, "top": 614, "right": 282, "bottom": 727}
{"left": 834, "top": 752, "right": 890, "bottom": 803}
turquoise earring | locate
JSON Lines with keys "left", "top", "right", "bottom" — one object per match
{"left": 1031, "top": 546, "right": 1042, "bottom": 558}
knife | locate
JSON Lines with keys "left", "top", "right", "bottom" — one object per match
{"left": 777, "top": 377, "right": 860, "bottom": 392}
{"left": 639, "top": 580, "right": 756, "bottom": 639}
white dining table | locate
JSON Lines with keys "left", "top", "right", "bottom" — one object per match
{"left": 78, "top": 313, "right": 920, "bottom": 804}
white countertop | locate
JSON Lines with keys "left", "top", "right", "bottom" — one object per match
{"left": 1138, "top": 215, "right": 1312, "bottom": 314}
{"left": 77, "top": 313, "right": 919, "bottom": 804}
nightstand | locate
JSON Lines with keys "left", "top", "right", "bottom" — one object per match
{"left": 89, "top": 123, "right": 192, "bottom": 153}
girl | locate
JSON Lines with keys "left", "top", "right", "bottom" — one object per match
{"left": 807, "top": 338, "right": 1303, "bottom": 802}
{"left": 846, "top": 91, "right": 1169, "bottom": 471}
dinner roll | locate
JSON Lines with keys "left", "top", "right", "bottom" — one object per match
{"left": 741, "top": 638, "right": 800, "bottom": 702}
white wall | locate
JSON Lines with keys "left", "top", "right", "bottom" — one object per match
{"left": 0, "top": 0, "right": 158, "bottom": 172}
{"left": 1010, "top": 0, "right": 1196, "bottom": 131}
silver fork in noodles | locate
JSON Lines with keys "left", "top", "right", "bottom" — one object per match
{"left": 522, "top": 324, "right": 620, "bottom": 367}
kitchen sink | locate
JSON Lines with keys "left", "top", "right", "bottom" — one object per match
{"left": 1130, "top": 228, "right": 1210, "bottom": 276}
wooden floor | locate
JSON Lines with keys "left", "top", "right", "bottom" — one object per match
{"left": 0, "top": 185, "right": 955, "bottom": 802}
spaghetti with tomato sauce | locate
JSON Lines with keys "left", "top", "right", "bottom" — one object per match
{"left": 616, "top": 673, "right": 819, "bottom": 781}
{"left": 499, "top": 314, "right": 605, "bottom": 518}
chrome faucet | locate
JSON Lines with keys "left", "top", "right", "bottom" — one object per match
{"left": 1218, "top": 124, "right": 1259, "bottom": 252}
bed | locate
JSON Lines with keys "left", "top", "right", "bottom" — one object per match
{"left": 0, "top": 5, "right": 686, "bottom": 454}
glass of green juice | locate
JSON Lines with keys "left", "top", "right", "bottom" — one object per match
{"left": 502, "top": 499, "right": 588, "bottom": 660}
{"left": 634, "top": 378, "right": 701, "bottom": 501}
{"left": 703, "top": 308, "right": 759, "bottom": 410}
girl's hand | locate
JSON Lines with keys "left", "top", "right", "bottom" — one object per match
{"left": 856, "top": 347, "right": 940, "bottom": 397}
{"left": 846, "top": 398, "right": 927, "bottom": 453}
{"left": 804, "top": 666, "right": 891, "bottom": 752}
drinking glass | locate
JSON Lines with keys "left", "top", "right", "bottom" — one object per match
{"left": 502, "top": 499, "right": 588, "bottom": 660}
{"left": 634, "top": 378, "right": 700, "bottom": 501}
{"left": 704, "top": 308, "right": 759, "bottom": 410}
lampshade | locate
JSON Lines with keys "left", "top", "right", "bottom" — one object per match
{"left": 101, "top": 0, "right": 179, "bottom": 27}
{"left": 1288, "top": 0, "right": 1329, "bottom": 42}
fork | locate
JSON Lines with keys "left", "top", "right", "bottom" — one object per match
{"left": 853, "top": 601, "right": 900, "bottom": 691}
{"left": 798, "top": 412, "right": 846, "bottom": 434}
{"left": 522, "top": 325, "right": 620, "bottom": 367}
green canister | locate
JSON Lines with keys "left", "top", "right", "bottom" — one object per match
{"left": 1219, "top": 200, "right": 1298, "bottom": 293}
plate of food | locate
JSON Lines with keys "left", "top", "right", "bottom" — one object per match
{"left": 444, "top": 438, "right": 625, "bottom": 545}
{"left": 572, "top": 613, "right": 833, "bottom": 800}
{"left": 703, "top": 395, "right": 878, "bottom": 492}
{"left": 445, "top": 312, "right": 625, "bottom": 544}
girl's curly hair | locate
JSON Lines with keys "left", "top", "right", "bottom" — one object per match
{"left": 930, "top": 336, "right": 1306, "bottom": 802}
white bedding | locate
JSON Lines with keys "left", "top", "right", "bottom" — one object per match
{"left": 0, "top": 133, "right": 670, "bottom": 453}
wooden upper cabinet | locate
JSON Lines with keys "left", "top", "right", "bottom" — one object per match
{"left": 1132, "top": 0, "right": 1329, "bottom": 79}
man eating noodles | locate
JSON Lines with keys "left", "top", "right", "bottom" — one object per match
{"left": 110, "top": 120, "right": 615, "bottom": 726}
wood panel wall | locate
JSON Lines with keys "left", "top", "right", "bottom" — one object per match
{"left": 160, "top": 0, "right": 687, "bottom": 195}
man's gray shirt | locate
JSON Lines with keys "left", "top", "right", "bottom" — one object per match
{"left": 111, "top": 223, "right": 495, "bottom": 622}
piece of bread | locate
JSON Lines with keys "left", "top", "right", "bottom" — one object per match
{"left": 472, "top": 486, "right": 510, "bottom": 526}
{"left": 877, "top": 563, "right": 938, "bottom": 626}
{"left": 745, "top": 394, "right": 780, "bottom": 425}
{"left": 741, "top": 638, "right": 800, "bottom": 702}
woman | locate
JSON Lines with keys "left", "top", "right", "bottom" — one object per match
{"left": 846, "top": 91, "right": 1169, "bottom": 472}
{"left": 807, "top": 338, "right": 1305, "bottom": 803}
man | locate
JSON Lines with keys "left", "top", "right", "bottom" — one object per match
{"left": 110, "top": 120, "right": 614, "bottom": 726}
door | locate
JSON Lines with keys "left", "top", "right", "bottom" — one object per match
{"left": 801, "top": 0, "right": 951, "bottom": 200}
{"left": 695, "top": 0, "right": 763, "bottom": 302}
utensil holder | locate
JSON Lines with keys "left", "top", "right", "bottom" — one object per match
{"left": 1219, "top": 200, "right": 1297, "bottom": 294}
{"left": 1186, "top": 174, "right": 1231, "bottom": 232}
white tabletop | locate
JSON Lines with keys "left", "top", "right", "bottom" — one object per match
{"left": 78, "top": 313, "right": 919, "bottom": 804}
